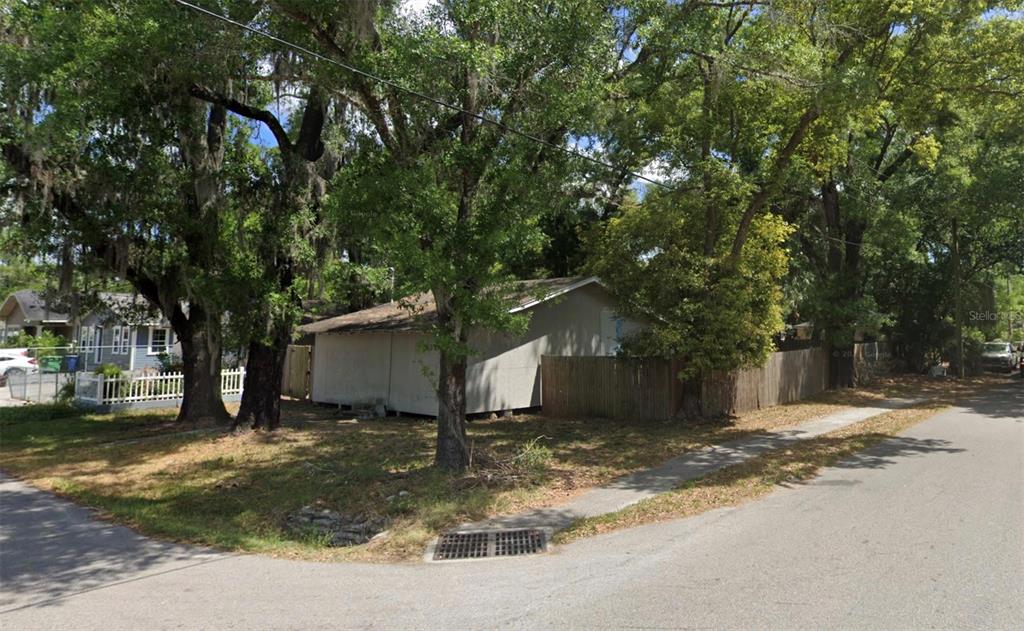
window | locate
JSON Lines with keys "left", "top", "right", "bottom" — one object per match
{"left": 111, "top": 326, "right": 131, "bottom": 355}
{"left": 149, "top": 327, "right": 170, "bottom": 355}
{"left": 80, "top": 326, "right": 99, "bottom": 352}
{"left": 600, "top": 308, "right": 624, "bottom": 356}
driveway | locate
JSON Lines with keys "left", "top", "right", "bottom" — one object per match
{"left": 2, "top": 385, "right": 1021, "bottom": 630}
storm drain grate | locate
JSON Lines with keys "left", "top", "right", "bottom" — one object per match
{"left": 433, "top": 529, "right": 546, "bottom": 561}
{"left": 494, "top": 528, "right": 545, "bottom": 556}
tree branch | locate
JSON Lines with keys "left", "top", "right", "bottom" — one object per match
{"left": 294, "top": 87, "right": 326, "bottom": 162}
{"left": 727, "top": 40, "right": 863, "bottom": 262}
{"left": 878, "top": 144, "right": 915, "bottom": 182}
{"left": 269, "top": 2, "right": 398, "bottom": 152}
{"left": 188, "top": 84, "right": 292, "bottom": 151}
{"left": 728, "top": 103, "right": 820, "bottom": 261}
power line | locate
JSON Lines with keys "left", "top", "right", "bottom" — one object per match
{"left": 171, "top": 0, "right": 885, "bottom": 253}
{"left": 172, "top": 0, "right": 674, "bottom": 191}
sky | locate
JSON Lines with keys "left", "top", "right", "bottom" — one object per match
{"left": 248, "top": 0, "right": 437, "bottom": 149}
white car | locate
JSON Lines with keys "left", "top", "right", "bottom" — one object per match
{"left": 0, "top": 349, "right": 38, "bottom": 386}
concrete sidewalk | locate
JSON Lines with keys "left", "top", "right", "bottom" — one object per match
{"left": 459, "top": 398, "right": 923, "bottom": 534}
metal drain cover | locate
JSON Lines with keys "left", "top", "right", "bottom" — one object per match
{"left": 433, "top": 529, "right": 546, "bottom": 561}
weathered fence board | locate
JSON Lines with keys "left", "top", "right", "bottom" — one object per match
{"left": 282, "top": 345, "right": 313, "bottom": 400}
{"left": 541, "top": 356, "right": 674, "bottom": 420}
{"left": 542, "top": 347, "right": 834, "bottom": 420}
{"left": 699, "top": 349, "right": 827, "bottom": 416}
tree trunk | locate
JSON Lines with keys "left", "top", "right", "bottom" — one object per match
{"left": 822, "top": 180, "right": 843, "bottom": 272}
{"left": 435, "top": 349, "right": 470, "bottom": 471}
{"left": 678, "top": 375, "right": 703, "bottom": 420}
{"left": 829, "top": 344, "right": 855, "bottom": 388}
{"left": 176, "top": 310, "right": 229, "bottom": 424}
{"left": 952, "top": 217, "right": 965, "bottom": 378}
{"left": 235, "top": 322, "right": 290, "bottom": 431}
{"left": 820, "top": 177, "right": 863, "bottom": 389}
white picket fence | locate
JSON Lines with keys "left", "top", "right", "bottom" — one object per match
{"left": 75, "top": 368, "right": 245, "bottom": 406}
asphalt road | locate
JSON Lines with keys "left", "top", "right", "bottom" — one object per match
{"left": 2, "top": 384, "right": 1021, "bottom": 630}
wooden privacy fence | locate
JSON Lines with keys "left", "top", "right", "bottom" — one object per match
{"left": 701, "top": 348, "right": 829, "bottom": 416}
{"left": 542, "top": 347, "right": 832, "bottom": 420}
{"left": 540, "top": 356, "right": 676, "bottom": 420}
{"left": 282, "top": 345, "right": 313, "bottom": 400}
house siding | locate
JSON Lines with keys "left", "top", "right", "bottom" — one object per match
{"left": 3, "top": 307, "right": 26, "bottom": 339}
{"left": 77, "top": 316, "right": 176, "bottom": 373}
{"left": 312, "top": 331, "right": 440, "bottom": 416}
{"left": 464, "top": 283, "right": 642, "bottom": 413}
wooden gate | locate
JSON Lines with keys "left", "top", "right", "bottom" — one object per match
{"left": 281, "top": 345, "right": 312, "bottom": 400}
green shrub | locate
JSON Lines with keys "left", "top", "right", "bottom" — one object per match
{"left": 509, "top": 437, "right": 553, "bottom": 483}
{"left": 156, "top": 351, "right": 184, "bottom": 373}
{"left": 94, "top": 363, "right": 123, "bottom": 378}
{"left": 2, "top": 330, "right": 68, "bottom": 355}
{"left": 946, "top": 327, "right": 986, "bottom": 375}
{"left": 55, "top": 379, "right": 76, "bottom": 404}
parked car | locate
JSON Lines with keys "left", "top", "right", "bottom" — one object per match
{"left": 980, "top": 341, "right": 1016, "bottom": 373}
{"left": 0, "top": 349, "right": 38, "bottom": 386}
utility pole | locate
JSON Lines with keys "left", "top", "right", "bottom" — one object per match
{"left": 953, "top": 217, "right": 964, "bottom": 378}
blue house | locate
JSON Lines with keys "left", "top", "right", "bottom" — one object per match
{"left": 75, "top": 293, "right": 178, "bottom": 372}
{"left": 1, "top": 289, "right": 181, "bottom": 373}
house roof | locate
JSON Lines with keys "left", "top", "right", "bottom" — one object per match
{"left": 0, "top": 289, "right": 71, "bottom": 324}
{"left": 301, "top": 276, "right": 601, "bottom": 335}
{"left": 84, "top": 292, "right": 168, "bottom": 326}
{"left": 0, "top": 289, "right": 167, "bottom": 326}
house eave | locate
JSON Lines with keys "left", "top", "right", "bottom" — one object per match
{"left": 508, "top": 276, "right": 602, "bottom": 313}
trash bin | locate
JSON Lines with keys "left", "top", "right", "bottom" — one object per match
{"left": 66, "top": 355, "right": 79, "bottom": 372}
{"left": 40, "top": 356, "right": 61, "bottom": 373}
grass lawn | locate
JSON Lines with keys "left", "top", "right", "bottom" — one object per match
{"left": 0, "top": 374, "right": 1006, "bottom": 562}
